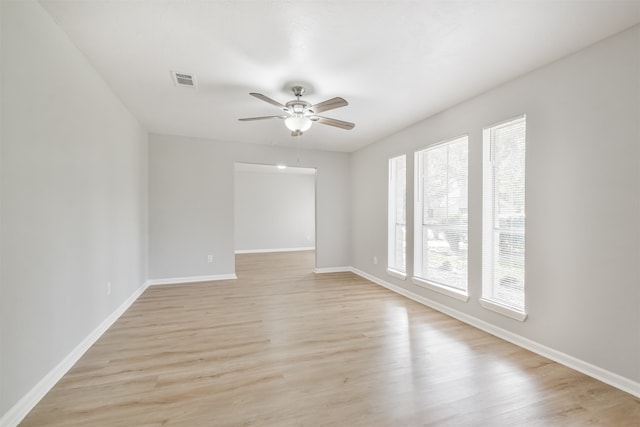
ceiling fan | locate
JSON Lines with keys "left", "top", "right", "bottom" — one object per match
{"left": 238, "top": 86, "right": 355, "bottom": 136}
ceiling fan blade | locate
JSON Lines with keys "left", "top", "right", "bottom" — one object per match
{"left": 250, "top": 92, "right": 286, "bottom": 109}
{"left": 313, "top": 116, "right": 355, "bottom": 130}
{"left": 238, "top": 115, "right": 287, "bottom": 121}
{"left": 310, "top": 97, "right": 348, "bottom": 113}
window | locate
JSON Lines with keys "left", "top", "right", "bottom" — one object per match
{"left": 413, "top": 136, "right": 469, "bottom": 300}
{"left": 481, "top": 115, "right": 527, "bottom": 320}
{"left": 387, "top": 155, "right": 406, "bottom": 278}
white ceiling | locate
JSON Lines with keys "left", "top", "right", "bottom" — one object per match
{"left": 39, "top": 1, "right": 639, "bottom": 153}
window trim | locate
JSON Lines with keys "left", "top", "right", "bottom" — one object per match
{"left": 412, "top": 277, "right": 469, "bottom": 302}
{"left": 387, "top": 154, "right": 407, "bottom": 276}
{"left": 387, "top": 268, "right": 407, "bottom": 281}
{"left": 479, "top": 298, "right": 528, "bottom": 321}
{"left": 413, "top": 135, "right": 469, "bottom": 299}
{"left": 481, "top": 114, "right": 527, "bottom": 320}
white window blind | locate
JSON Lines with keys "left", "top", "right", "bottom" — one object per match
{"left": 414, "top": 136, "right": 468, "bottom": 293}
{"left": 482, "top": 116, "right": 526, "bottom": 314}
{"left": 388, "top": 155, "right": 406, "bottom": 275}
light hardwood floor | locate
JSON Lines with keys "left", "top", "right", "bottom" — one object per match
{"left": 22, "top": 251, "right": 639, "bottom": 426}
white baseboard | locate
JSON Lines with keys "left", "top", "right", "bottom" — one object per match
{"left": 350, "top": 267, "right": 640, "bottom": 398}
{"left": 235, "top": 247, "right": 315, "bottom": 254}
{"left": 313, "top": 266, "right": 352, "bottom": 274}
{"left": 0, "top": 281, "right": 150, "bottom": 427}
{"left": 147, "top": 274, "right": 237, "bottom": 286}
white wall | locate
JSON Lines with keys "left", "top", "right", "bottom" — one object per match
{"left": 235, "top": 167, "right": 315, "bottom": 252}
{"left": 149, "top": 134, "right": 349, "bottom": 280}
{"left": 351, "top": 25, "right": 640, "bottom": 385}
{"left": 0, "top": 0, "right": 148, "bottom": 419}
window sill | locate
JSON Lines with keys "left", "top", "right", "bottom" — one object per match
{"left": 412, "top": 277, "right": 469, "bottom": 302}
{"left": 386, "top": 268, "right": 407, "bottom": 280}
{"left": 480, "top": 298, "right": 528, "bottom": 322}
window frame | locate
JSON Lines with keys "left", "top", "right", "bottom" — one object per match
{"left": 387, "top": 154, "right": 407, "bottom": 279}
{"left": 481, "top": 115, "right": 528, "bottom": 321}
{"left": 413, "top": 135, "right": 469, "bottom": 302}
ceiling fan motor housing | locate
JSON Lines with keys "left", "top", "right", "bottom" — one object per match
{"left": 286, "top": 100, "right": 312, "bottom": 114}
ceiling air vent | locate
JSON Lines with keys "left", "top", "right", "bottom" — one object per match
{"left": 171, "top": 71, "right": 197, "bottom": 88}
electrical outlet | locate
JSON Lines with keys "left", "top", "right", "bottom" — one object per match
{"left": 207, "top": 255, "right": 213, "bottom": 263}
{"left": 106, "top": 282, "right": 111, "bottom": 296}
{"left": 373, "top": 256, "right": 378, "bottom": 265}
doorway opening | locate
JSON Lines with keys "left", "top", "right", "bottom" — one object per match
{"left": 234, "top": 162, "right": 317, "bottom": 268}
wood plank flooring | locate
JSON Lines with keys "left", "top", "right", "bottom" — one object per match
{"left": 22, "top": 251, "right": 640, "bottom": 426}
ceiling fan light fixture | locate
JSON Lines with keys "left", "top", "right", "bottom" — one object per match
{"left": 285, "top": 114, "right": 312, "bottom": 132}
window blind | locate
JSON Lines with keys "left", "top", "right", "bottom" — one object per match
{"left": 388, "top": 155, "right": 406, "bottom": 274}
{"left": 415, "top": 136, "right": 468, "bottom": 291}
{"left": 482, "top": 116, "right": 526, "bottom": 311}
